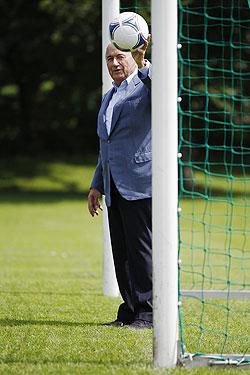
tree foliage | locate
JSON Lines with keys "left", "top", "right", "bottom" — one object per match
{"left": 1, "top": 0, "right": 249, "bottom": 158}
{"left": 0, "top": 0, "right": 101, "bottom": 155}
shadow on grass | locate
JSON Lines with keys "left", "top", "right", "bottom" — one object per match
{"left": 0, "top": 190, "right": 88, "bottom": 203}
{"left": 180, "top": 184, "right": 250, "bottom": 199}
{"left": 0, "top": 357, "right": 153, "bottom": 368}
{"left": 0, "top": 155, "right": 96, "bottom": 179}
{"left": 0, "top": 156, "right": 95, "bottom": 202}
{"left": 0, "top": 290, "right": 102, "bottom": 296}
{"left": 2, "top": 185, "right": 250, "bottom": 204}
{"left": 0, "top": 319, "right": 140, "bottom": 330}
{"left": 0, "top": 318, "right": 102, "bottom": 327}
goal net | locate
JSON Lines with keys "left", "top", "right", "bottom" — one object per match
{"left": 119, "top": 0, "right": 250, "bottom": 366}
{"left": 178, "top": 0, "right": 250, "bottom": 366}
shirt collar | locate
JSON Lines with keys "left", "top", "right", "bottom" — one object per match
{"left": 112, "top": 68, "right": 138, "bottom": 92}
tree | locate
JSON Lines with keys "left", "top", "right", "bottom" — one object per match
{"left": 0, "top": 0, "right": 102, "bottom": 155}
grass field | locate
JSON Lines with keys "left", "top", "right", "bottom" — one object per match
{"left": 179, "top": 171, "right": 250, "bottom": 357}
{"left": 0, "top": 157, "right": 249, "bottom": 374}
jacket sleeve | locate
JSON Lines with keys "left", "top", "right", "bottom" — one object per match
{"left": 90, "top": 152, "right": 104, "bottom": 194}
{"left": 138, "top": 62, "right": 151, "bottom": 91}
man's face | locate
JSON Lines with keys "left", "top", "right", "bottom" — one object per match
{"left": 106, "top": 44, "right": 136, "bottom": 86}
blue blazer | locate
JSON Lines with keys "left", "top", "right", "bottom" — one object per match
{"left": 91, "top": 69, "right": 151, "bottom": 207}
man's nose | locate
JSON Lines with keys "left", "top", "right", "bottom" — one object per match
{"left": 112, "top": 57, "right": 119, "bottom": 66}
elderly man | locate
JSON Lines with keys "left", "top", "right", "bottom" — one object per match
{"left": 88, "top": 39, "right": 152, "bottom": 329}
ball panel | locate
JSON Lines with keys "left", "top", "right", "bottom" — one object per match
{"left": 122, "top": 16, "right": 139, "bottom": 32}
{"left": 112, "top": 41, "right": 131, "bottom": 52}
{"left": 136, "top": 15, "right": 149, "bottom": 39}
{"left": 109, "top": 22, "right": 120, "bottom": 41}
{"left": 132, "top": 32, "right": 147, "bottom": 50}
{"left": 113, "top": 26, "right": 139, "bottom": 51}
{"left": 117, "top": 12, "right": 136, "bottom": 23}
{"left": 109, "top": 12, "right": 149, "bottom": 52}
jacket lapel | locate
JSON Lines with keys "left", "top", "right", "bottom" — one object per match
{"left": 109, "top": 74, "right": 141, "bottom": 136}
{"left": 97, "top": 88, "right": 115, "bottom": 139}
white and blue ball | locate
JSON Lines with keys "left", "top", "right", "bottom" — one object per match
{"left": 109, "top": 12, "right": 149, "bottom": 52}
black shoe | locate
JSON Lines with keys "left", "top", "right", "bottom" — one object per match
{"left": 102, "top": 319, "right": 128, "bottom": 327}
{"left": 128, "top": 319, "right": 153, "bottom": 329}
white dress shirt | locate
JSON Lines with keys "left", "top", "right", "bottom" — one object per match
{"left": 105, "top": 61, "right": 151, "bottom": 135}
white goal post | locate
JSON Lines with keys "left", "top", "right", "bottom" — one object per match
{"left": 152, "top": 0, "right": 179, "bottom": 368}
{"left": 102, "top": 0, "right": 120, "bottom": 297}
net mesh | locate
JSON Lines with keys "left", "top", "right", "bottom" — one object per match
{"left": 120, "top": 0, "right": 250, "bottom": 359}
{"left": 178, "top": 0, "right": 250, "bottom": 357}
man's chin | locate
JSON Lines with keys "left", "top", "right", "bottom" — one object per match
{"left": 113, "top": 72, "right": 125, "bottom": 82}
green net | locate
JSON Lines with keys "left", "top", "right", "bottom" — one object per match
{"left": 178, "top": 0, "right": 250, "bottom": 358}
{"left": 120, "top": 0, "right": 250, "bottom": 361}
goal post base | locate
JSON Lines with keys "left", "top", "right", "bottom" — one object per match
{"left": 178, "top": 350, "right": 250, "bottom": 368}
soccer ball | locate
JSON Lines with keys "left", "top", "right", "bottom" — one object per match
{"left": 109, "top": 12, "right": 149, "bottom": 52}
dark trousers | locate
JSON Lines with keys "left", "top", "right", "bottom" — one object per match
{"left": 108, "top": 176, "right": 152, "bottom": 323}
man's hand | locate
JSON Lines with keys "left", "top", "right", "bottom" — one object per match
{"left": 88, "top": 188, "right": 103, "bottom": 217}
{"left": 131, "top": 35, "right": 151, "bottom": 68}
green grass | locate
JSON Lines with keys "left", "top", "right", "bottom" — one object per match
{"left": 179, "top": 170, "right": 250, "bottom": 357}
{"left": 0, "top": 157, "right": 249, "bottom": 374}
{"left": 180, "top": 198, "right": 250, "bottom": 290}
